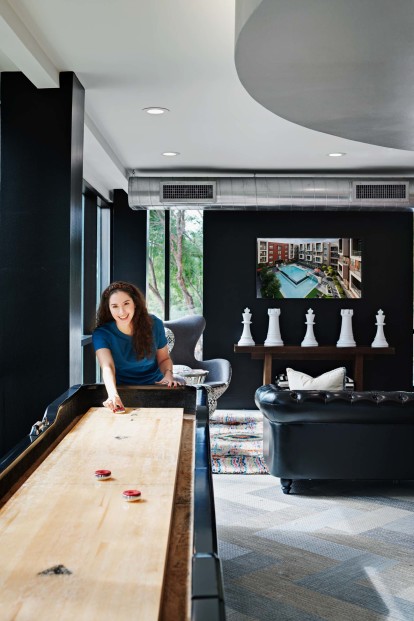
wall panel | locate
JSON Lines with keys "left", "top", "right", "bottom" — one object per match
{"left": 203, "top": 211, "right": 412, "bottom": 408}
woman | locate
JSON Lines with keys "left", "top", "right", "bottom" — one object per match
{"left": 93, "top": 281, "right": 182, "bottom": 412}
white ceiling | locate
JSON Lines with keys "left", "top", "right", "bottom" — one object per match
{"left": 1, "top": 0, "right": 413, "bottom": 201}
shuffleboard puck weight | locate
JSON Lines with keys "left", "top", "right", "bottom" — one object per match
{"left": 122, "top": 489, "right": 141, "bottom": 502}
{"left": 95, "top": 469, "right": 111, "bottom": 480}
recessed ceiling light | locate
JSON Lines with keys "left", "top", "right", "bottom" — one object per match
{"left": 143, "top": 107, "right": 169, "bottom": 115}
{"left": 162, "top": 151, "right": 180, "bottom": 157}
{"left": 328, "top": 152, "right": 346, "bottom": 157}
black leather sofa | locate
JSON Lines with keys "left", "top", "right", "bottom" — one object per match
{"left": 255, "top": 385, "right": 414, "bottom": 494}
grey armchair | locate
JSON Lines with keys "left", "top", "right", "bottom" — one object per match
{"left": 163, "top": 315, "right": 231, "bottom": 417}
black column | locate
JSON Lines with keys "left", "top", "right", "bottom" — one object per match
{"left": 0, "top": 71, "right": 84, "bottom": 456}
{"left": 112, "top": 189, "right": 147, "bottom": 293}
{"left": 82, "top": 191, "right": 98, "bottom": 383}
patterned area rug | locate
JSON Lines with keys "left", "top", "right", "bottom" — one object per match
{"left": 213, "top": 474, "right": 414, "bottom": 621}
{"left": 210, "top": 409, "right": 268, "bottom": 474}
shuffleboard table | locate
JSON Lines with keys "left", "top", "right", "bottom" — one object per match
{"left": 0, "top": 384, "right": 225, "bottom": 621}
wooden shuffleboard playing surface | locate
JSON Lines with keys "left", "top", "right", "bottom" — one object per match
{"left": 0, "top": 406, "right": 188, "bottom": 621}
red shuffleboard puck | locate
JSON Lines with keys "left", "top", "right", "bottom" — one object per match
{"left": 95, "top": 469, "right": 112, "bottom": 480}
{"left": 122, "top": 489, "right": 142, "bottom": 502}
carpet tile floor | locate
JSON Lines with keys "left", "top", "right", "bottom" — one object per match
{"left": 213, "top": 474, "right": 414, "bottom": 621}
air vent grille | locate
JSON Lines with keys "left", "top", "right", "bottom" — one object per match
{"left": 161, "top": 182, "right": 216, "bottom": 202}
{"left": 128, "top": 177, "right": 414, "bottom": 210}
{"left": 354, "top": 182, "right": 408, "bottom": 201}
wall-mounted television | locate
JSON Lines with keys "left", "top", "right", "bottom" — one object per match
{"left": 256, "top": 237, "right": 362, "bottom": 299}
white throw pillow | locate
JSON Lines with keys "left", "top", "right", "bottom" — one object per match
{"left": 286, "top": 367, "right": 346, "bottom": 391}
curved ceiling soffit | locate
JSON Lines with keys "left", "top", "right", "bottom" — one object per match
{"left": 235, "top": 0, "right": 414, "bottom": 151}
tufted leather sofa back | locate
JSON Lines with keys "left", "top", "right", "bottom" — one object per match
{"left": 255, "top": 385, "right": 414, "bottom": 424}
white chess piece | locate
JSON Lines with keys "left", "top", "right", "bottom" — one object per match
{"left": 301, "top": 309, "right": 318, "bottom": 347}
{"left": 264, "top": 309, "right": 283, "bottom": 346}
{"left": 337, "top": 309, "right": 356, "bottom": 347}
{"left": 238, "top": 307, "right": 255, "bottom": 346}
{"left": 371, "top": 309, "right": 389, "bottom": 347}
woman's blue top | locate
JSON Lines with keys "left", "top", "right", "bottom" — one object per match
{"left": 92, "top": 314, "right": 167, "bottom": 385}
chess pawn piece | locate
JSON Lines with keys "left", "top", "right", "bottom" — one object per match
{"left": 264, "top": 309, "right": 283, "bottom": 346}
{"left": 301, "top": 308, "right": 318, "bottom": 347}
{"left": 337, "top": 309, "right": 356, "bottom": 347}
{"left": 238, "top": 307, "right": 255, "bottom": 346}
{"left": 371, "top": 309, "right": 389, "bottom": 347}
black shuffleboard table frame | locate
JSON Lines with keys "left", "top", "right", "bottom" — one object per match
{"left": 0, "top": 383, "right": 226, "bottom": 621}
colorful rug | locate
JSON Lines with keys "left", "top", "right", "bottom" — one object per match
{"left": 209, "top": 409, "right": 269, "bottom": 474}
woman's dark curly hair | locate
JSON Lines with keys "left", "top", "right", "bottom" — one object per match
{"left": 96, "top": 281, "right": 153, "bottom": 359}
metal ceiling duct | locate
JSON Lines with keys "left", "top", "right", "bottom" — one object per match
{"left": 128, "top": 176, "right": 414, "bottom": 211}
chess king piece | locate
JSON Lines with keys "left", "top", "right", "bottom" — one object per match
{"left": 301, "top": 308, "right": 318, "bottom": 347}
{"left": 264, "top": 308, "right": 283, "bottom": 346}
{"left": 337, "top": 309, "right": 356, "bottom": 347}
{"left": 238, "top": 307, "right": 255, "bottom": 346}
{"left": 371, "top": 309, "right": 389, "bottom": 347}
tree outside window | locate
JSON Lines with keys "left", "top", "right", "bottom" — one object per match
{"left": 147, "top": 209, "right": 203, "bottom": 319}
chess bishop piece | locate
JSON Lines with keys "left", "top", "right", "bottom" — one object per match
{"left": 371, "top": 309, "right": 389, "bottom": 347}
{"left": 301, "top": 309, "right": 318, "bottom": 347}
{"left": 238, "top": 307, "right": 255, "bottom": 346}
{"left": 337, "top": 309, "right": 356, "bottom": 347}
{"left": 264, "top": 309, "right": 283, "bottom": 346}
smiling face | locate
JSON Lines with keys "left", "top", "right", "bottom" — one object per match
{"left": 108, "top": 290, "right": 136, "bottom": 334}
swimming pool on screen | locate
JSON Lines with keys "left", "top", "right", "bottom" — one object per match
{"left": 276, "top": 264, "right": 319, "bottom": 298}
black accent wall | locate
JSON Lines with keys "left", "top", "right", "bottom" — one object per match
{"left": 112, "top": 189, "right": 147, "bottom": 292}
{"left": 203, "top": 211, "right": 413, "bottom": 408}
{"left": 0, "top": 72, "right": 84, "bottom": 457}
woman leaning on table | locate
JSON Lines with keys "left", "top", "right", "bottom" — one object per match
{"left": 92, "top": 281, "right": 182, "bottom": 413}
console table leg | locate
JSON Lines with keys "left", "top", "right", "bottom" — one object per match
{"left": 354, "top": 355, "right": 363, "bottom": 391}
{"left": 263, "top": 354, "right": 272, "bottom": 385}
{"left": 281, "top": 478, "right": 292, "bottom": 494}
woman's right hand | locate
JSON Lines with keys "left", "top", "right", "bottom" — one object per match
{"left": 103, "top": 393, "right": 125, "bottom": 413}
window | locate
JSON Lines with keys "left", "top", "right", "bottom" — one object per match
{"left": 81, "top": 189, "right": 111, "bottom": 383}
{"left": 147, "top": 209, "right": 203, "bottom": 320}
{"left": 147, "top": 210, "right": 166, "bottom": 319}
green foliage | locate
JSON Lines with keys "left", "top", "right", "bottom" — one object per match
{"left": 260, "top": 265, "right": 282, "bottom": 299}
{"left": 147, "top": 211, "right": 166, "bottom": 317}
{"left": 305, "top": 288, "right": 319, "bottom": 298}
{"left": 336, "top": 283, "right": 345, "bottom": 298}
{"left": 170, "top": 210, "right": 203, "bottom": 317}
{"left": 147, "top": 210, "right": 203, "bottom": 319}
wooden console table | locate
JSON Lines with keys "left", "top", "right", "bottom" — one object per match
{"left": 234, "top": 345, "right": 395, "bottom": 390}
